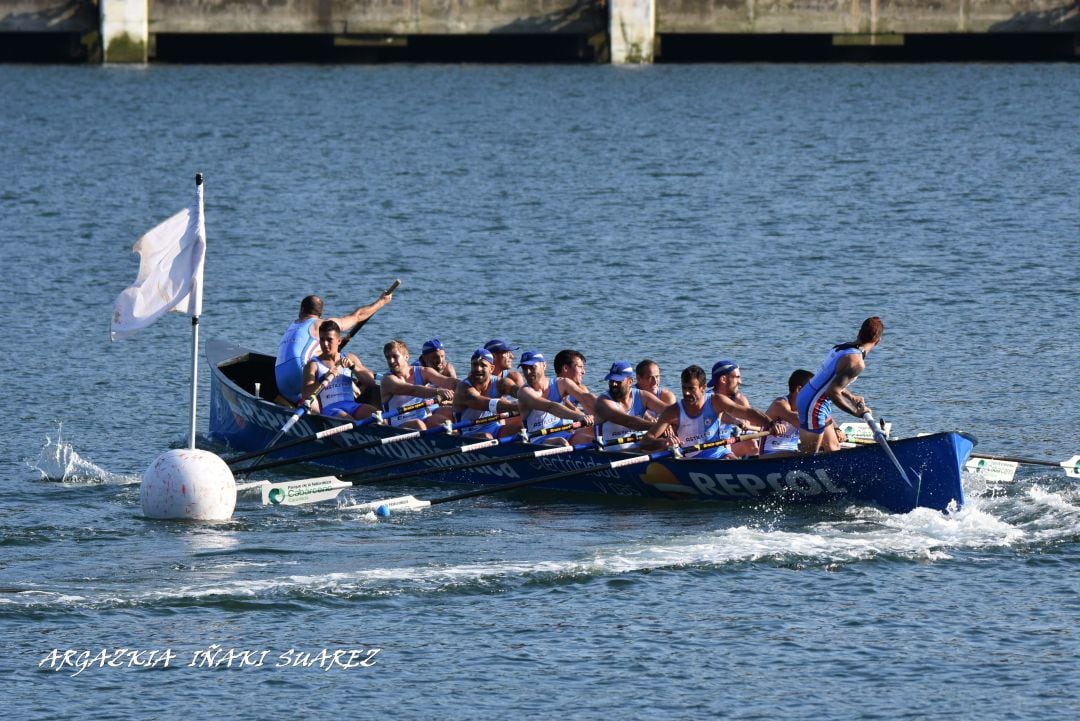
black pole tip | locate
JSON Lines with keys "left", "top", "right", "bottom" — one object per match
{"left": 195, "top": 173, "right": 203, "bottom": 185}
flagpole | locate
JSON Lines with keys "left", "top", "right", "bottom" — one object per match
{"left": 188, "top": 173, "right": 204, "bottom": 450}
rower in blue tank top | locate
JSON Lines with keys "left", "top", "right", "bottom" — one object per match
{"left": 642, "top": 364, "right": 786, "bottom": 459}
{"left": 594, "top": 360, "right": 670, "bottom": 450}
{"left": 299, "top": 320, "right": 379, "bottom": 420}
{"left": 796, "top": 316, "right": 883, "bottom": 454}
{"left": 634, "top": 359, "right": 677, "bottom": 420}
{"left": 380, "top": 339, "right": 456, "bottom": 430}
{"left": 516, "top": 350, "right": 593, "bottom": 446}
{"left": 453, "top": 348, "right": 519, "bottom": 439}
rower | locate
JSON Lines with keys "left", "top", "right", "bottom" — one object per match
{"left": 635, "top": 359, "right": 677, "bottom": 419}
{"left": 453, "top": 348, "right": 520, "bottom": 439}
{"left": 797, "top": 316, "right": 883, "bottom": 454}
{"left": 417, "top": 338, "right": 458, "bottom": 379}
{"left": 642, "top": 365, "right": 785, "bottom": 458}
{"left": 381, "top": 340, "right": 456, "bottom": 430}
{"left": 300, "top": 321, "right": 379, "bottom": 419}
{"left": 761, "top": 370, "right": 815, "bottom": 456}
{"left": 274, "top": 288, "right": 393, "bottom": 404}
{"left": 516, "top": 350, "right": 593, "bottom": 446}
{"left": 593, "top": 360, "right": 669, "bottom": 450}
{"left": 484, "top": 338, "right": 524, "bottom": 397}
{"left": 552, "top": 349, "right": 598, "bottom": 415}
{"left": 707, "top": 359, "right": 777, "bottom": 458}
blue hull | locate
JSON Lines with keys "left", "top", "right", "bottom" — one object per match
{"left": 208, "top": 340, "right": 973, "bottom": 513}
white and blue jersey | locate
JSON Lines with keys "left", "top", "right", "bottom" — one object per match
{"left": 797, "top": 346, "right": 862, "bottom": 433}
{"left": 524, "top": 377, "right": 572, "bottom": 442}
{"left": 455, "top": 378, "right": 503, "bottom": 438}
{"left": 383, "top": 366, "right": 432, "bottom": 427}
{"left": 676, "top": 399, "right": 732, "bottom": 459}
{"left": 596, "top": 388, "right": 646, "bottom": 447}
{"left": 762, "top": 398, "right": 800, "bottom": 455}
{"left": 313, "top": 354, "right": 359, "bottom": 418}
{"left": 274, "top": 317, "right": 319, "bottom": 402}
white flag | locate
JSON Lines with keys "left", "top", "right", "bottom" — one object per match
{"left": 110, "top": 182, "right": 205, "bottom": 341}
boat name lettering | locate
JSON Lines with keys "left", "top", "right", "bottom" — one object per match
{"left": 687, "top": 469, "right": 847, "bottom": 497}
{"left": 534, "top": 456, "right": 619, "bottom": 478}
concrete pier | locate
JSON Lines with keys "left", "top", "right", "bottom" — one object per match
{"left": 611, "top": 0, "right": 657, "bottom": 63}
{"left": 1, "top": 0, "right": 1077, "bottom": 63}
{"left": 100, "top": 0, "right": 148, "bottom": 63}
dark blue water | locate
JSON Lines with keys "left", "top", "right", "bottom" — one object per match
{"left": 2, "top": 63, "right": 1079, "bottom": 720}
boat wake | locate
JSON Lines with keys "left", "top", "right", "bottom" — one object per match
{"left": 28, "top": 425, "right": 136, "bottom": 485}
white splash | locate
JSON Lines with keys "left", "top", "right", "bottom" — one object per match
{"left": 29, "top": 424, "right": 133, "bottom": 484}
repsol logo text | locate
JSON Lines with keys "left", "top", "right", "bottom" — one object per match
{"left": 687, "top": 469, "right": 847, "bottom": 498}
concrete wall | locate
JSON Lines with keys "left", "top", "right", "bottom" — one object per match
{"left": 656, "top": 0, "right": 1080, "bottom": 34}
{"left": 4, "top": 0, "right": 1077, "bottom": 36}
{"left": 148, "top": 0, "right": 603, "bottom": 35}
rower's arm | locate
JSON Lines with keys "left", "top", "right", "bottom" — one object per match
{"left": 560, "top": 378, "right": 597, "bottom": 413}
{"left": 328, "top": 290, "right": 393, "bottom": 334}
{"left": 827, "top": 356, "right": 868, "bottom": 416}
{"left": 641, "top": 405, "right": 679, "bottom": 451}
{"left": 595, "top": 398, "right": 653, "bottom": 433}
{"left": 419, "top": 367, "right": 459, "bottom": 390}
{"left": 455, "top": 383, "right": 517, "bottom": 414}
{"left": 381, "top": 374, "right": 453, "bottom": 403}
{"left": 639, "top": 389, "right": 669, "bottom": 415}
{"left": 520, "top": 386, "right": 590, "bottom": 424}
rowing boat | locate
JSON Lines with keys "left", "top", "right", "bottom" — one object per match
{"left": 208, "top": 340, "right": 975, "bottom": 513}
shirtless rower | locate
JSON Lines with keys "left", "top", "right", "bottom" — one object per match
{"left": 381, "top": 339, "right": 456, "bottom": 430}
{"left": 453, "top": 348, "right": 520, "bottom": 439}
{"left": 593, "top": 360, "right": 671, "bottom": 450}
{"left": 797, "top": 316, "right": 883, "bottom": 454}
{"left": 274, "top": 288, "right": 392, "bottom": 403}
{"left": 635, "top": 359, "right": 677, "bottom": 419}
{"left": 642, "top": 365, "right": 785, "bottom": 459}
{"left": 300, "top": 321, "right": 379, "bottom": 419}
{"left": 516, "top": 350, "right": 593, "bottom": 446}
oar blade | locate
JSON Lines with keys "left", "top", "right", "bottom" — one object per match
{"left": 1062, "top": 455, "right": 1080, "bottom": 478}
{"left": 964, "top": 457, "right": 1018, "bottom": 482}
{"left": 256, "top": 476, "right": 353, "bottom": 506}
{"left": 349, "top": 495, "right": 432, "bottom": 515}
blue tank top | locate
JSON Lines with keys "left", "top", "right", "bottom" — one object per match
{"left": 524, "top": 377, "right": 567, "bottom": 435}
{"left": 383, "top": 366, "right": 431, "bottom": 426}
{"left": 274, "top": 317, "right": 318, "bottom": 401}
{"left": 676, "top": 399, "right": 732, "bottom": 459}
{"left": 597, "top": 388, "right": 646, "bottom": 440}
{"left": 797, "top": 346, "right": 863, "bottom": 419}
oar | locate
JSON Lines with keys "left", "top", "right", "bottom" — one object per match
{"left": 354, "top": 431, "right": 771, "bottom": 515}
{"left": 345, "top": 431, "right": 648, "bottom": 487}
{"left": 862, "top": 412, "right": 913, "bottom": 487}
{"left": 237, "top": 361, "right": 357, "bottom": 475}
{"left": 337, "top": 420, "right": 585, "bottom": 481}
{"left": 968, "top": 453, "right": 1080, "bottom": 478}
{"left": 226, "top": 398, "right": 435, "bottom": 469}
{"left": 239, "top": 428, "right": 640, "bottom": 508}
{"left": 235, "top": 401, "right": 485, "bottom": 475}
{"left": 338, "top": 279, "right": 400, "bottom": 351}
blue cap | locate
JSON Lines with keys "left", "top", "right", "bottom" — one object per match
{"left": 421, "top": 338, "right": 444, "bottom": 354}
{"left": 603, "top": 360, "right": 635, "bottom": 382}
{"left": 707, "top": 359, "right": 739, "bottom": 388}
{"left": 471, "top": 348, "right": 494, "bottom": 364}
{"left": 484, "top": 338, "right": 520, "bottom": 353}
{"left": 518, "top": 350, "right": 545, "bottom": 367}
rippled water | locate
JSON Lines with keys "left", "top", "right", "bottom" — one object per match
{"left": 2, "top": 63, "right": 1079, "bottom": 719}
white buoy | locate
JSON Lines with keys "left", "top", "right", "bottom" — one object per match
{"left": 140, "top": 448, "right": 236, "bottom": 520}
